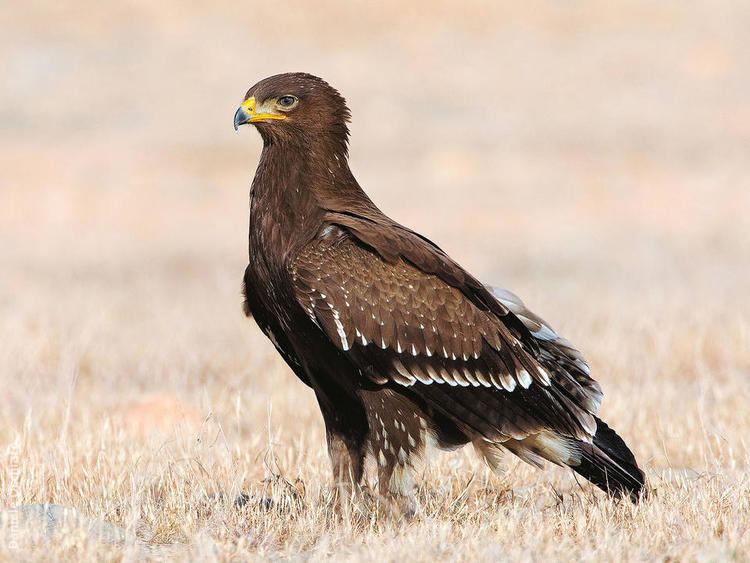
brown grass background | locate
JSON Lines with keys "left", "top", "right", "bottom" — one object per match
{"left": 1, "top": 1, "right": 749, "bottom": 560}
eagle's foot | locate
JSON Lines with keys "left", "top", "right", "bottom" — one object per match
{"left": 367, "top": 489, "right": 419, "bottom": 521}
{"left": 388, "top": 491, "right": 419, "bottom": 520}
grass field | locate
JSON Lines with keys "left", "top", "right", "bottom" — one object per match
{"left": 2, "top": 1, "right": 749, "bottom": 560}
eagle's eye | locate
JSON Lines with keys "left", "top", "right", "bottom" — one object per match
{"left": 277, "top": 95, "right": 298, "bottom": 110}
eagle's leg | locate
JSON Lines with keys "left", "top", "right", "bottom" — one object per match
{"left": 315, "top": 388, "right": 369, "bottom": 499}
{"left": 361, "top": 390, "right": 428, "bottom": 517}
{"left": 325, "top": 430, "right": 365, "bottom": 489}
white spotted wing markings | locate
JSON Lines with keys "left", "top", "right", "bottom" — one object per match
{"left": 292, "top": 240, "right": 555, "bottom": 393}
{"left": 386, "top": 352, "right": 552, "bottom": 393}
{"left": 303, "top": 288, "right": 553, "bottom": 393}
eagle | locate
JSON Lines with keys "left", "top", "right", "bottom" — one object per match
{"left": 233, "top": 72, "right": 645, "bottom": 506}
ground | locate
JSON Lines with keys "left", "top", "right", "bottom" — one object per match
{"left": 1, "top": 1, "right": 749, "bottom": 560}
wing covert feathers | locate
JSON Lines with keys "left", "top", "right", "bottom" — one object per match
{"left": 291, "top": 229, "right": 600, "bottom": 443}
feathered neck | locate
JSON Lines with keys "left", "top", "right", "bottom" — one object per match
{"left": 250, "top": 132, "right": 379, "bottom": 233}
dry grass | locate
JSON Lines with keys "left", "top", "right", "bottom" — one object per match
{"left": 2, "top": 1, "right": 750, "bottom": 560}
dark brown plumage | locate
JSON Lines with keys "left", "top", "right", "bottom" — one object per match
{"left": 234, "top": 72, "right": 645, "bottom": 505}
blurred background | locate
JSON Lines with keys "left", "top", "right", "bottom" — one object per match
{"left": 1, "top": 1, "right": 749, "bottom": 467}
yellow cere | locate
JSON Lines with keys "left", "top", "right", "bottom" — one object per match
{"left": 241, "top": 97, "right": 256, "bottom": 111}
{"left": 242, "top": 96, "right": 287, "bottom": 122}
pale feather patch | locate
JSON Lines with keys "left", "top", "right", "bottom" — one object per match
{"left": 536, "top": 365, "right": 551, "bottom": 385}
{"left": 452, "top": 369, "right": 471, "bottom": 387}
{"left": 516, "top": 368, "right": 532, "bottom": 389}
{"left": 332, "top": 312, "right": 349, "bottom": 350}
{"left": 391, "top": 359, "right": 416, "bottom": 385}
{"left": 474, "top": 370, "right": 493, "bottom": 388}
{"left": 473, "top": 439, "right": 507, "bottom": 473}
{"left": 461, "top": 367, "right": 480, "bottom": 387}
{"left": 378, "top": 450, "right": 387, "bottom": 467}
{"left": 499, "top": 372, "right": 517, "bottom": 392}
{"left": 425, "top": 364, "right": 442, "bottom": 383}
{"left": 410, "top": 366, "right": 433, "bottom": 385}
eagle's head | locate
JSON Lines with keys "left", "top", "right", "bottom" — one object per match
{"left": 234, "top": 73, "right": 351, "bottom": 150}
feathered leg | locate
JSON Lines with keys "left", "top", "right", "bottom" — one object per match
{"left": 361, "top": 390, "right": 431, "bottom": 517}
{"left": 326, "top": 430, "right": 365, "bottom": 488}
{"left": 315, "top": 388, "right": 369, "bottom": 502}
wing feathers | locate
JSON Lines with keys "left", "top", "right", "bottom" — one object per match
{"left": 292, "top": 228, "right": 603, "bottom": 443}
{"left": 489, "top": 285, "right": 603, "bottom": 412}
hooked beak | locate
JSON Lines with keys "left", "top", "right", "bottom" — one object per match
{"left": 233, "top": 106, "right": 250, "bottom": 131}
{"left": 233, "top": 96, "right": 287, "bottom": 130}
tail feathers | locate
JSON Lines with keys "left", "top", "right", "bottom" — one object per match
{"left": 568, "top": 418, "right": 646, "bottom": 502}
{"left": 474, "top": 418, "right": 646, "bottom": 502}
